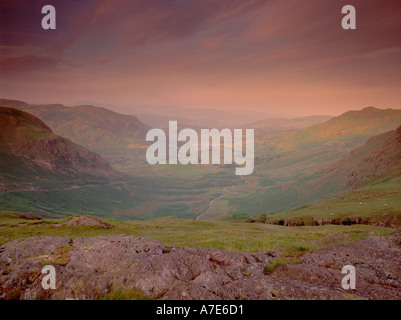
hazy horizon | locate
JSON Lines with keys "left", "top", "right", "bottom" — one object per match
{"left": 5, "top": 96, "right": 401, "bottom": 121}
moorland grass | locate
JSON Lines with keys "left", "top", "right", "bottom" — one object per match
{"left": 0, "top": 212, "right": 395, "bottom": 254}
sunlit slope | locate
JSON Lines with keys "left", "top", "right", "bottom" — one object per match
{"left": 236, "top": 126, "right": 401, "bottom": 219}
{"left": 249, "top": 115, "right": 332, "bottom": 134}
{"left": 256, "top": 107, "right": 401, "bottom": 167}
{"left": 307, "top": 125, "right": 401, "bottom": 194}
{"left": 270, "top": 107, "right": 401, "bottom": 151}
{"left": 228, "top": 108, "right": 401, "bottom": 215}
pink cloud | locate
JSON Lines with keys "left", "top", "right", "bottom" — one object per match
{"left": 1, "top": 38, "right": 77, "bottom": 75}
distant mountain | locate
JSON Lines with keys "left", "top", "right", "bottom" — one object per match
{"left": 274, "top": 107, "right": 401, "bottom": 152}
{"left": 71, "top": 101, "right": 273, "bottom": 128}
{"left": 0, "top": 107, "right": 121, "bottom": 192}
{"left": 0, "top": 99, "right": 150, "bottom": 169}
{"left": 131, "top": 106, "right": 271, "bottom": 129}
{"left": 249, "top": 115, "right": 333, "bottom": 133}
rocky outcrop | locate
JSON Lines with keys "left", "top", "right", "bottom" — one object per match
{"left": 1, "top": 231, "right": 400, "bottom": 300}
{"left": 61, "top": 216, "right": 110, "bottom": 228}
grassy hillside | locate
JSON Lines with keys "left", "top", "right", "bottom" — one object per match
{"left": 0, "top": 212, "right": 394, "bottom": 254}
{"left": 143, "top": 107, "right": 401, "bottom": 219}
{"left": 225, "top": 107, "right": 401, "bottom": 216}
{"left": 250, "top": 174, "right": 401, "bottom": 228}
{"left": 239, "top": 125, "right": 401, "bottom": 216}
{"left": 269, "top": 107, "right": 401, "bottom": 152}
{"left": 248, "top": 125, "right": 401, "bottom": 226}
{"left": 307, "top": 125, "right": 401, "bottom": 193}
{"left": 0, "top": 99, "right": 150, "bottom": 170}
{"left": 0, "top": 107, "right": 122, "bottom": 192}
{"left": 0, "top": 107, "right": 155, "bottom": 219}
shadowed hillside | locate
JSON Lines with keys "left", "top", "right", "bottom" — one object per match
{"left": 0, "top": 107, "right": 122, "bottom": 192}
{"left": 0, "top": 107, "right": 150, "bottom": 218}
{"left": 0, "top": 99, "right": 151, "bottom": 169}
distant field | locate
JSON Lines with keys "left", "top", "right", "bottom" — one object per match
{"left": 0, "top": 171, "right": 239, "bottom": 220}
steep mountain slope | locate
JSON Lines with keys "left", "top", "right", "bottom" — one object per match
{"left": 308, "top": 125, "right": 401, "bottom": 193}
{"left": 252, "top": 107, "right": 401, "bottom": 183}
{"left": 245, "top": 126, "right": 401, "bottom": 223}
{"left": 0, "top": 99, "right": 150, "bottom": 169}
{"left": 228, "top": 107, "right": 401, "bottom": 215}
{"left": 0, "top": 107, "right": 121, "bottom": 192}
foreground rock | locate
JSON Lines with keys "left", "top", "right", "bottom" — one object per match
{"left": 0, "top": 231, "right": 400, "bottom": 300}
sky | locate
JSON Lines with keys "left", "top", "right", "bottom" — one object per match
{"left": 1, "top": 0, "right": 400, "bottom": 117}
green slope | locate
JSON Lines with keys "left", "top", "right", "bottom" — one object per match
{"left": 307, "top": 125, "right": 401, "bottom": 193}
{"left": 254, "top": 174, "right": 401, "bottom": 228}
{"left": 247, "top": 126, "right": 401, "bottom": 226}
{"left": 0, "top": 107, "right": 148, "bottom": 219}
{"left": 0, "top": 212, "right": 394, "bottom": 253}
{"left": 227, "top": 107, "right": 401, "bottom": 215}
{"left": 0, "top": 107, "right": 123, "bottom": 192}
{"left": 0, "top": 106, "right": 236, "bottom": 219}
{"left": 0, "top": 99, "right": 150, "bottom": 170}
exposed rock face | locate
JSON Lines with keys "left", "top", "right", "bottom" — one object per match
{"left": 1, "top": 231, "right": 400, "bottom": 300}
